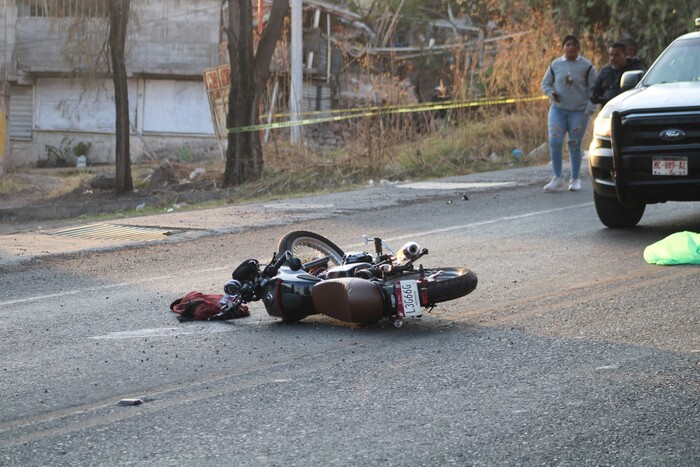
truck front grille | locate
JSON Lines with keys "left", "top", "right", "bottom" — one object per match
{"left": 620, "top": 111, "right": 700, "bottom": 148}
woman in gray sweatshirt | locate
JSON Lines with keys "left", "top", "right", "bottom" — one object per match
{"left": 541, "top": 35, "right": 597, "bottom": 192}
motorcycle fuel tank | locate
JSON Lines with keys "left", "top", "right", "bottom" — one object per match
{"left": 261, "top": 270, "right": 322, "bottom": 321}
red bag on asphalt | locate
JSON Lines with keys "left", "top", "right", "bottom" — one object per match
{"left": 170, "top": 291, "right": 249, "bottom": 321}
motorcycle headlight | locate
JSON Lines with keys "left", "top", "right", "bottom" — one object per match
{"left": 224, "top": 279, "right": 242, "bottom": 296}
{"left": 593, "top": 115, "right": 611, "bottom": 138}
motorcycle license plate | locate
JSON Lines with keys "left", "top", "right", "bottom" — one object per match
{"left": 395, "top": 280, "right": 422, "bottom": 318}
{"left": 652, "top": 156, "right": 687, "bottom": 176}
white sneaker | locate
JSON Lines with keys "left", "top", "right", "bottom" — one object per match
{"left": 543, "top": 176, "right": 564, "bottom": 192}
{"left": 568, "top": 178, "right": 581, "bottom": 191}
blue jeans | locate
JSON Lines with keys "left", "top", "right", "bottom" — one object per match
{"left": 547, "top": 106, "right": 590, "bottom": 179}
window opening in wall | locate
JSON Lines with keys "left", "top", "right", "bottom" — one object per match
{"left": 9, "top": 85, "right": 33, "bottom": 140}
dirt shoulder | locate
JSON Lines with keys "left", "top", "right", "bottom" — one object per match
{"left": 1, "top": 172, "right": 65, "bottom": 209}
{"left": 0, "top": 163, "right": 233, "bottom": 229}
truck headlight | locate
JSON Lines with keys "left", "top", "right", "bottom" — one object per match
{"left": 593, "top": 115, "right": 611, "bottom": 138}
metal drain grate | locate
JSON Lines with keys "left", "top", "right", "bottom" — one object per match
{"left": 49, "top": 223, "right": 181, "bottom": 241}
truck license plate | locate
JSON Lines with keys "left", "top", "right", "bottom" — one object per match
{"left": 395, "top": 280, "right": 421, "bottom": 318}
{"left": 652, "top": 156, "right": 687, "bottom": 176}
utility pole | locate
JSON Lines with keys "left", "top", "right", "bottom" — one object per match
{"left": 1, "top": 0, "right": 10, "bottom": 175}
{"left": 289, "top": 0, "right": 302, "bottom": 144}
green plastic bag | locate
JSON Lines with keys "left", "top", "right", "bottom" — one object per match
{"left": 643, "top": 231, "right": 700, "bottom": 265}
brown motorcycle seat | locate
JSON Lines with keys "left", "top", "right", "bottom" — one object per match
{"left": 312, "top": 277, "right": 385, "bottom": 324}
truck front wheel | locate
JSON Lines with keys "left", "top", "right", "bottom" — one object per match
{"left": 594, "top": 192, "right": 645, "bottom": 228}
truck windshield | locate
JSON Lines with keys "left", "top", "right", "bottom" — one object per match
{"left": 643, "top": 37, "right": 700, "bottom": 85}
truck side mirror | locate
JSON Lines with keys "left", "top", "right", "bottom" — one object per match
{"left": 620, "top": 70, "right": 644, "bottom": 91}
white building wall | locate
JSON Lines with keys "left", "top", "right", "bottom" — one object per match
{"left": 11, "top": 77, "right": 215, "bottom": 166}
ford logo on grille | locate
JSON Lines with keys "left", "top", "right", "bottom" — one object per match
{"left": 659, "top": 129, "right": 686, "bottom": 141}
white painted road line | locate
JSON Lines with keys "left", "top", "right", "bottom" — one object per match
{"left": 263, "top": 203, "right": 336, "bottom": 210}
{"left": 400, "top": 181, "right": 516, "bottom": 190}
{"left": 370, "top": 202, "right": 594, "bottom": 244}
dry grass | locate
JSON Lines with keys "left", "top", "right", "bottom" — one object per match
{"left": 0, "top": 175, "right": 33, "bottom": 195}
{"left": 261, "top": 105, "right": 552, "bottom": 189}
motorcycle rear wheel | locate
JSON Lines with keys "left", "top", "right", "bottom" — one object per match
{"left": 396, "top": 268, "right": 478, "bottom": 305}
{"left": 278, "top": 231, "right": 345, "bottom": 267}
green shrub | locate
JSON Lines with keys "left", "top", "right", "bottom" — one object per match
{"left": 42, "top": 137, "right": 74, "bottom": 167}
{"left": 175, "top": 146, "right": 193, "bottom": 162}
{"left": 74, "top": 141, "right": 92, "bottom": 157}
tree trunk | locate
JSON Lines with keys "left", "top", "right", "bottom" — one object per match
{"left": 109, "top": 0, "right": 133, "bottom": 194}
{"left": 223, "top": 0, "right": 288, "bottom": 187}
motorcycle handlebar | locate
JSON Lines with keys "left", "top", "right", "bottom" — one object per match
{"left": 302, "top": 256, "right": 330, "bottom": 270}
{"left": 264, "top": 251, "right": 291, "bottom": 278}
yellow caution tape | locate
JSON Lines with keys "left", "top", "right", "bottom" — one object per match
{"left": 228, "top": 95, "right": 548, "bottom": 134}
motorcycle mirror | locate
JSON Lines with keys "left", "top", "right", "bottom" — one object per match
{"left": 362, "top": 235, "right": 370, "bottom": 245}
{"left": 288, "top": 257, "right": 303, "bottom": 271}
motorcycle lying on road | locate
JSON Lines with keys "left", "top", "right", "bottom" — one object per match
{"left": 214, "top": 231, "right": 478, "bottom": 328}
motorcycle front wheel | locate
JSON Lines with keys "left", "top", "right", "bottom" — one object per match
{"left": 277, "top": 231, "right": 345, "bottom": 267}
{"left": 395, "top": 268, "right": 478, "bottom": 305}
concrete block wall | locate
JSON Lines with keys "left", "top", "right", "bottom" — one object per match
{"left": 11, "top": 0, "right": 222, "bottom": 79}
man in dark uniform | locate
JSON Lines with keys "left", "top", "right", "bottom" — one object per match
{"left": 590, "top": 41, "right": 646, "bottom": 106}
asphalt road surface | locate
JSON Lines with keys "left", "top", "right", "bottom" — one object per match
{"left": 1, "top": 169, "right": 699, "bottom": 466}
